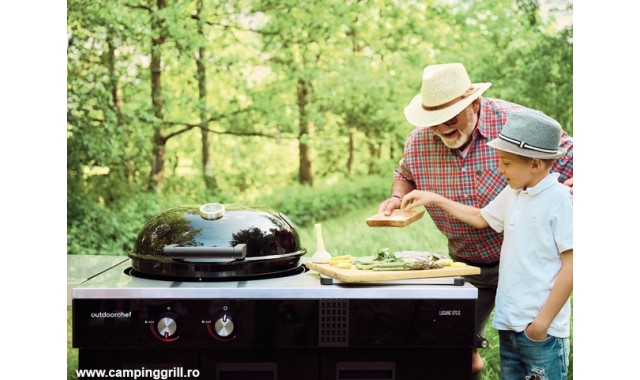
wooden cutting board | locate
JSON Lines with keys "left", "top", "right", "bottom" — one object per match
{"left": 306, "top": 261, "right": 480, "bottom": 283}
{"left": 365, "top": 209, "right": 425, "bottom": 227}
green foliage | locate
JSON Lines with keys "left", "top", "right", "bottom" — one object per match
{"left": 453, "top": 0, "right": 574, "bottom": 134}
{"left": 68, "top": 308, "right": 78, "bottom": 380}
{"left": 67, "top": 175, "right": 392, "bottom": 255}
{"left": 67, "top": 5, "right": 573, "bottom": 378}
{"left": 295, "top": 205, "right": 449, "bottom": 257}
{"left": 498, "top": 26, "right": 574, "bottom": 134}
{"left": 258, "top": 175, "right": 391, "bottom": 227}
{"left": 67, "top": 192, "right": 160, "bottom": 256}
{"left": 67, "top": 0, "right": 573, "bottom": 253}
{"left": 66, "top": 174, "right": 231, "bottom": 256}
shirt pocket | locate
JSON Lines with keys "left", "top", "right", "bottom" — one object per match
{"left": 474, "top": 167, "right": 506, "bottom": 207}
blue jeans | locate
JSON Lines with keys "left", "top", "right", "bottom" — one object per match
{"left": 498, "top": 330, "right": 570, "bottom": 380}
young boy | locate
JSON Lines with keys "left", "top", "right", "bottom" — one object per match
{"left": 401, "top": 109, "right": 573, "bottom": 379}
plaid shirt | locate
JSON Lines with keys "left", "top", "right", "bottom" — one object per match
{"left": 394, "top": 98, "right": 574, "bottom": 264}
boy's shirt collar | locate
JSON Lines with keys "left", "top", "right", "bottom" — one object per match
{"left": 520, "top": 172, "right": 560, "bottom": 195}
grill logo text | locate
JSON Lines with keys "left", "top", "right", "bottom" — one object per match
{"left": 90, "top": 311, "right": 132, "bottom": 318}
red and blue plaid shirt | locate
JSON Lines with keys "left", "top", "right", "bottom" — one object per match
{"left": 394, "top": 98, "right": 574, "bottom": 264}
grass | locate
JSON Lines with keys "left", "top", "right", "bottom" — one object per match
{"left": 67, "top": 307, "right": 78, "bottom": 380}
{"left": 296, "top": 205, "right": 450, "bottom": 257}
{"left": 67, "top": 204, "right": 572, "bottom": 379}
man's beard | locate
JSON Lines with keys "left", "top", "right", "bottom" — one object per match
{"left": 434, "top": 128, "right": 472, "bottom": 149}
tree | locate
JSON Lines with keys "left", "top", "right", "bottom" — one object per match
{"left": 67, "top": 0, "right": 150, "bottom": 215}
{"left": 67, "top": 0, "right": 573, "bottom": 208}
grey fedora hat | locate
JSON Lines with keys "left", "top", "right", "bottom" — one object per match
{"left": 487, "top": 109, "right": 567, "bottom": 159}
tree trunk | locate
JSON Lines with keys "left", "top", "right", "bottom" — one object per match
{"left": 106, "top": 30, "right": 124, "bottom": 125}
{"left": 346, "top": 16, "right": 360, "bottom": 178}
{"left": 367, "top": 141, "right": 381, "bottom": 174}
{"left": 148, "top": 0, "right": 167, "bottom": 191}
{"left": 106, "top": 28, "right": 135, "bottom": 182}
{"left": 347, "top": 128, "right": 355, "bottom": 177}
{"left": 195, "top": 0, "right": 217, "bottom": 190}
{"left": 297, "top": 77, "right": 313, "bottom": 185}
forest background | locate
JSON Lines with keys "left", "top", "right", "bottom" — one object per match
{"left": 64, "top": 0, "right": 574, "bottom": 378}
{"left": 67, "top": 0, "right": 573, "bottom": 255}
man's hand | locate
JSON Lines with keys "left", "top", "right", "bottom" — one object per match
{"left": 377, "top": 196, "right": 402, "bottom": 216}
{"left": 378, "top": 180, "right": 417, "bottom": 215}
{"left": 563, "top": 177, "right": 573, "bottom": 195}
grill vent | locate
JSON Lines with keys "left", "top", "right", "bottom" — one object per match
{"left": 337, "top": 362, "right": 395, "bottom": 380}
{"left": 216, "top": 362, "right": 276, "bottom": 380}
{"left": 319, "top": 299, "right": 348, "bottom": 347}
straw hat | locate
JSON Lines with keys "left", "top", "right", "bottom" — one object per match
{"left": 487, "top": 109, "right": 567, "bottom": 159}
{"left": 404, "top": 63, "right": 492, "bottom": 127}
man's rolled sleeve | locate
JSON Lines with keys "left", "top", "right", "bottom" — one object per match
{"left": 393, "top": 157, "right": 414, "bottom": 182}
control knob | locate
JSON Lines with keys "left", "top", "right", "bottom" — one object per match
{"left": 156, "top": 314, "right": 178, "bottom": 340}
{"left": 213, "top": 314, "right": 235, "bottom": 339}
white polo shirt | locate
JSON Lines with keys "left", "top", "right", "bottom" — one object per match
{"left": 480, "top": 172, "right": 573, "bottom": 338}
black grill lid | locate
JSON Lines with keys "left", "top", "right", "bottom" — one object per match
{"left": 128, "top": 203, "right": 306, "bottom": 280}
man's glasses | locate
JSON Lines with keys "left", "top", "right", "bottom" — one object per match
{"left": 443, "top": 115, "right": 458, "bottom": 126}
{"left": 428, "top": 114, "right": 459, "bottom": 128}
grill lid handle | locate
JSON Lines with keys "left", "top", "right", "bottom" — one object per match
{"left": 162, "top": 243, "right": 247, "bottom": 260}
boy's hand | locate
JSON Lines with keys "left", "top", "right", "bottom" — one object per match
{"left": 525, "top": 320, "right": 549, "bottom": 341}
{"left": 401, "top": 190, "right": 433, "bottom": 209}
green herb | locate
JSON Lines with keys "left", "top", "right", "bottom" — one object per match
{"left": 355, "top": 248, "right": 443, "bottom": 271}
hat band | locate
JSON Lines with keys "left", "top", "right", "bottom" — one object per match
{"left": 421, "top": 86, "right": 479, "bottom": 111}
{"left": 498, "top": 134, "right": 559, "bottom": 154}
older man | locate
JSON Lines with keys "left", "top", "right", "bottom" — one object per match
{"left": 377, "top": 63, "right": 573, "bottom": 377}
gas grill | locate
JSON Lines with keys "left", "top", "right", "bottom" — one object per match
{"left": 70, "top": 203, "right": 478, "bottom": 380}
{"left": 71, "top": 256, "right": 477, "bottom": 380}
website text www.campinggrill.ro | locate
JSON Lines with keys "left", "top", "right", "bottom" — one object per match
{"left": 76, "top": 367, "right": 200, "bottom": 379}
